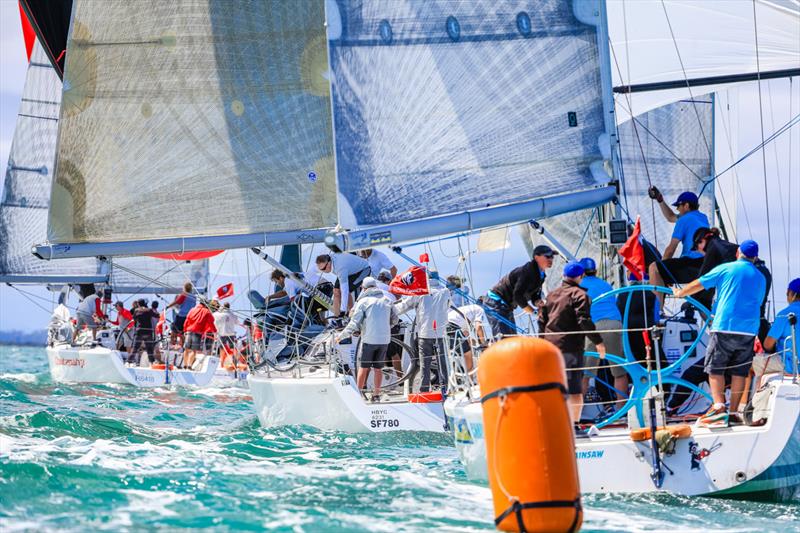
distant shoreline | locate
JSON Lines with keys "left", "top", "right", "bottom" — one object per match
{"left": 0, "top": 330, "right": 47, "bottom": 347}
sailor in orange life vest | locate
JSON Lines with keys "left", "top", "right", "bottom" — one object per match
{"left": 538, "top": 261, "right": 606, "bottom": 424}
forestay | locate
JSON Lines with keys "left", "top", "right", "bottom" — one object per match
{"left": 0, "top": 42, "right": 105, "bottom": 283}
{"left": 48, "top": 0, "right": 337, "bottom": 244}
{"left": 330, "top": 0, "right": 611, "bottom": 228}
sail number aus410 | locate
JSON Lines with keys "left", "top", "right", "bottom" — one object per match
{"left": 371, "top": 419, "right": 400, "bottom": 429}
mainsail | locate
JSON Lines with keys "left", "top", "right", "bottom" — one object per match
{"left": 0, "top": 41, "right": 104, "bottom": 283}
{"left": 35, "top": 0, "right": 617, "bottom": 259}
{"left": 1, "top": 40, "right": 208, "bottom": 294}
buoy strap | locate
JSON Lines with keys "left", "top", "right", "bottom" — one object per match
{"left": 494, "top": 498, "right": 582, "bottom": 533}
{"left": 480, "top": 382, "right": 567, "bottom": 404}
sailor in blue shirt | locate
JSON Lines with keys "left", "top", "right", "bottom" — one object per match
{"left": 647, "top": 189, "right": 710, "bottom": 286}
{"left": 674, "top": 240, "right": 766, "bottom": 427}
{"left": 761, "top": 278, "right": 800, "bottom": 375}
{"left": 579, "top": 258, "right": 627, "bottom": 405}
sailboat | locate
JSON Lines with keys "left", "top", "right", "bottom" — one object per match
{"left": 0, "top": 37, "right": 219, "bottom": 389}
{"left": 24, "top": 0, "right": 799, "bottom": 465}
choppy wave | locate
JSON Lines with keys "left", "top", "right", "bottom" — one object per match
{"left": 1, "top": 346, "right": 798, "bottom": 532}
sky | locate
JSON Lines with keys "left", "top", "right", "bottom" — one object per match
{"left": 0, "top": 1, "right": 797, "bottom": 332}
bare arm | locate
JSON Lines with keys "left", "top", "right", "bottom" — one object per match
{"left": 658, "top": 201, "right": 678, "bottom": 223}
{"left": 663, "top": 237, "right": 680, "bottom": 260}
{"left": 762, "top": 336, "right": 777, "bottom": 353}
{"left": 672, "top": 279, "right": 704, "bottom": 298}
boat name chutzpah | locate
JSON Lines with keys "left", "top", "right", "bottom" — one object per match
{"left": 54, "top": 357, "right": 85, "bottom": 368}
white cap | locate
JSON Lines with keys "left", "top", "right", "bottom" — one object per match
{"left": 362, "top": 276, "right": 377, "bottom": 288}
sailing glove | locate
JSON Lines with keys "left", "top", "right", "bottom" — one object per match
{"left": 648, "top": 186, "right": 663, "bottom": 203}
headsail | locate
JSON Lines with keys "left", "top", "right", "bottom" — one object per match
{"left": 0, "top": 41, "right": 105, "bottom": 283}
{"left": 616, "top": 95, "right": 715, "bottom": 250}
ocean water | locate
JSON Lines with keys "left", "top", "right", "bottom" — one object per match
{"left": 1, "top": 345, "right": 798, "bottom": 532}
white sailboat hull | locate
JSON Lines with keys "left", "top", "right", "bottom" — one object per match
{"left": 248, "top": 370, "right": 446, "bottom": 433}
{"left": 445, "top": 376, "right": 800, "bottom": 500}
{"left": 47, "top": 344, "right": 220, "bottom": 388}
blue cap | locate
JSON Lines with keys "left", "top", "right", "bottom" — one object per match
{"left": 563, "top": 262, "right": 585, "bottom": 278}
{"left": 788, "top": 278, "right": 800, "bottom": 294}
{"left": 579, "top": 257, "right": 597, "bottom": 272}
{"left": 739, "top": 239, "right": 759, "bottom": 258}
{"left": 671, "top": 191, "right": 698, "bottom": 206}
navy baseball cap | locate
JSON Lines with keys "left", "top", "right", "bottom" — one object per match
{"left": 739, "top": 239, "right": 759, "bottom": 258}
{"left": 563, "top": 262, "right": 584, "bottom": 278}
{"left": 672, "top": 191, "right": 698, "bottom": 206}
{"left": 788, "top": 278, "right": 800, "bottom": 294}
{"left": 533, "top": 245, "right": 556, "bottom": 258}
{"left": 579, "top": 257, "right": 597, "bottom": 272}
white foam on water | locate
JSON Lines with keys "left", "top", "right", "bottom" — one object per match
{"left": 0, "top": 372, "right": 38, "bottom": 383}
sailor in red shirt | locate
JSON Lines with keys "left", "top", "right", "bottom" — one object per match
{"left": 108, "top": 301, "right": 134, "bottom": 353}
{"left": 182, "top": 300, "right": 217, "bottom": 369}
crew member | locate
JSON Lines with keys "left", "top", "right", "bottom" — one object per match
{"left": 359, "top": 248, "right": 397, "bottom": 279}
{"left": 165, "top": 282, "right": 196, "bottom": 347}
{"left": 757, "top": 278, "right": 800, "bottom": 380}
{"left": 76, "top": 289, "right": 105, "bottom": 340}
{"left": 316, "top": 252, "right": 371, "bottom": 316}
{"left": 338, "top": 277, "right": 398, "bottom": 400}
{"left": 108, "top": 301, "right": 134, "bottom": 353}
{"left": 538, "top": 262, "right": 606, "bottom": 424}
{"left": 447, "top": 302, "right": 491, "bottom": 373}
{"left": 395, "top": 277, "right": 452, "bottom": 393}
{"left": 647, "top": 188, "right": 709, "bottom": 287}
{"left": 131, "top": 298, "right": 159, "bottom": 366}
{"left": 182, "top": 300, "right": 217, "bottom": 370}
{"left": 579, "top": 257, "right": 626, "bottom": 406}
{"left": 213, "top": 301, "right": 239, "bottom": 367}
{"left": 485, "top": 245, "right": 555, "bottom": 336}
{"left": 673, "top": 240, "right": 766, "bottom": 427}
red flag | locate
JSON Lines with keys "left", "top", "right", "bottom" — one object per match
{"left": 618, "top": 217, "right": 646, "bottom": 280}
{"left": 216, "top": 283, "right": 234, "bottom": 300}
{"left": 389, "top": 266, "right": 429, "bottom": 296}
{"left": 18, "top": 3, "right": 35, "bottom": 61}
{"left": 419, "top": 253, "right": 430, "bottom": 264}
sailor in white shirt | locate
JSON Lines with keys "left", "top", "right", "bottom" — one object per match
{"left": 447, "top": 303, "right": 491, "bottom": 372}
{"left": 360, "top": 248, "right": 397, "bottom": 279}
{"left": 316, "top": 252, "right": 371, "bottom": 316}
{"left": 395, "top": 278, "right": 452, "bottom": 392}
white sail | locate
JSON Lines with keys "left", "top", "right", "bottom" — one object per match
{"left": 47, "top": 0, "right": 337, "bottom": 245}
{"left": 608, "top": 0, "right": 800, "bottom": 118}
{"left": 38, "top": 0, "right": 617, "bottom": 258}
{"left": 110, "top": 257, "right": 209, "bottom": 295}
{"left": 0, "top": 42, "right": 105, "bottom": 283}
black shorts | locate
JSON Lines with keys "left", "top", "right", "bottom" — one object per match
{"left": 655, "top": 257, "right": 703, "bottom": 285}
{"left": 220, "top": 335, "right": 236, "bottom": 350}
{"left": 562, "top": 352, "right": 585, "bottom": 395}
{"left": 171, "top": 314, "right": 187, "bottom": 334}
{"left": 360, "top": 343, "right": 388, "bottom": 369}
{"left": 704, "top": 332, "right": 755, "bottom": 377}
{"left": 334, "top": 268, "right": 371, "bottom": 292}
{"left": 132, "top": 333, "right": 155, "bottom": 355}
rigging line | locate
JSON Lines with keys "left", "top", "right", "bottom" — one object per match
{"left": 659, "top": 0, "right": 713, "bottom": 161}
{"left": 110, "top": 261, "right": 183, "bottom": 300}
{"left": 574, "top": 210, "right": 595, "bottom": 257}
{"left": 767, "top": 80, "right": 790, "bottom": 250}
{"left": 790, "top": 78, "right": 794, "bottom": 272}
{"left": 699, "top": 112, "right": 800, "bottom": 194}
{"left": 8, "top": 284, "right": 53, "bottom": 315}
{"left": 710, "top": 92, "right": 743, "bottom": 239}
{"left": 207, "top": 250, "right": 229, "bottom": 290}
{"left": 608, "top": 40, "right": 659, "bottom": 249}
{"left": 753, "top": 0, "right": 777, "bottom": 317}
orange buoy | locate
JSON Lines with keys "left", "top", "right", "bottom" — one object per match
{"left": 479, "top": 337, "right": 581, "bottom": 532}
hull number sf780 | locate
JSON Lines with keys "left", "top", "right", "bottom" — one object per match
{"left": 370, "top": 419, "right": 400, "bottom": 429}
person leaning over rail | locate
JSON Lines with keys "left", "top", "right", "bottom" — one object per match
{"left": 673, "top": 240, "right": 767, "bottom": 428}
{"left": 337, "top": 277, "right": 398, "bottom": 401}
{"left": 755, "top": 278, "right": 800, "bottom": 383}
{"left": 484, "top": 244, "right": 555, "bottom": 337}
{"left": 538, "top": 261, "right": 606, "bottom": 425}
{"left": 579, "top": 257, "right": 626, "bottom": 408}
{"left": 647, "top": 188, "right": 709, "bottom": 288}
{"left": 447, "top": 302, "right": 491, "bottom": 373}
